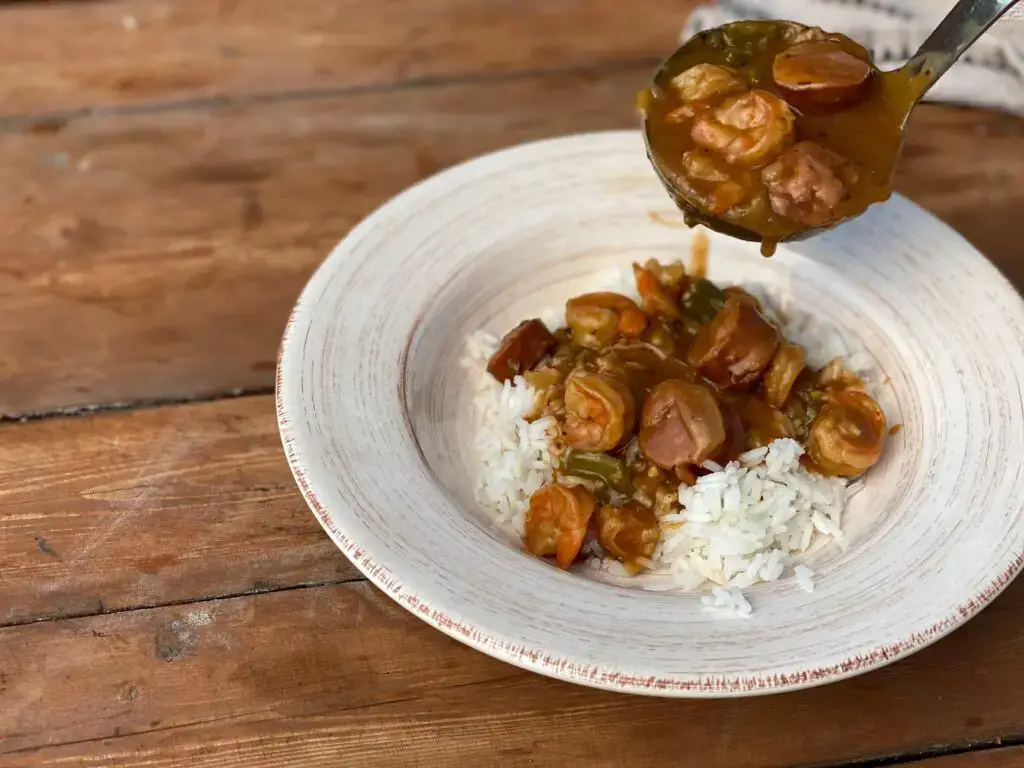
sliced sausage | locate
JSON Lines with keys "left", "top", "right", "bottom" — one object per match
{"left": 639, "top": 379, "right": 725, "bottom": 469}
{"left": 688, "top": 295, "right": 780, "bottom": 389}
{"left": 486, "top": 319, "right": 557, "bottom": 383}
{"left": 772, "top": 40, "right": 873, "bottom": 111}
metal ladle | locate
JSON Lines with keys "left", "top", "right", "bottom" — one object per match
{"left": 643, "top": 0, "right": 1021, "bottom": 250}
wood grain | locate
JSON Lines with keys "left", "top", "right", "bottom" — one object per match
{"left": 0, "top": 0, "right": 690, "bottom": 116}
{"left": 895, "top": 106, "right": 1024, "bottom": 281}
{"left": 0, "top": 67, "right": 647, "bottom": 416}
{"left": 0, "top": 395, "right": 356, "bottom": 627}
{"left": 0, "top": 70, "right": 1022, "bottom": 416}
{"left": 2, "top": 578, "right": 1024, "bottom": 765}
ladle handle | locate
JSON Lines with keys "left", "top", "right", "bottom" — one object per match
{"left": 902, "top": 0, "right": 1020, "bottom": 104}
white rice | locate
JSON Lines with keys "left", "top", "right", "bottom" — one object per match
{"left": 465, "top": 330, "right": 560, "bottom": 535}
{"left": 649, "top": 439, "right": 848, "bottom": 601}
{"left": 701, "top": 586, "right": 753, "bottom": 617}
{"left": 794, "top": 565, "right": 816, "bottom": 593}
{"left": 464, "top": 278, "right": 880, "bottom": 617}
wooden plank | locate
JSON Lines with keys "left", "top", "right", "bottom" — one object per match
{"left": 2, "top": 579, "right": 1024, "bottom": 765}
{"left": 0, "top": 67, "right": 650, "bottom": 415}
{"left": 0, "top": 395, "right": 357, "bottom": 627}
{"left": 1, "top": 71, "right": 1023, "bottom": 416}
{"left": 0, "top": 0, "right": 689, "bottom": 116}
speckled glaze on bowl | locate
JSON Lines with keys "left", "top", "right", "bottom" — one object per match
{"left": 276, "top": 131, "right": 1024, "bottom": 697}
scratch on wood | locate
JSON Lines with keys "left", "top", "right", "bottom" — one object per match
{"left": 154, "top": 608, "right": 216, "bottom": 662}
{"left": 118, "top": 683, "right": 140, "bottom": 702}
{"left": 60, "top": 430, "right": 195, "bottom": 569}
{"left": 241, "top": 188, "right": 264, "bottom": 230}
{"left": 34, "top": 536, "right": 60, "bottom": 559}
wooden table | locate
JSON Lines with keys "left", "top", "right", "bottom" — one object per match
{"left": 2, "top": 1, "right": 1024, "bottom": 766}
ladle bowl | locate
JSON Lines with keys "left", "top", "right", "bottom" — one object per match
{"left": 644, "top": 1, "right": 1020, "bottom": 251}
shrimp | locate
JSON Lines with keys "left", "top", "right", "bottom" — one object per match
{"left": 564, "top": 370, "right": 636, "bottom": 452}
{"left": 525, "top": 483, "right": 598, "bottom": 568}
{"left": 633, "top": 263, "right": 682, "bottom": 319}
{"left": 678, "top": 150, "right": 753, "bottom": 215}
{"left": 565, "top": 292, "right": 647, "bottom": 349}
{"left": 669, "top": 63, "right": 746, "bottom": 102}
{"left": 762, "top": 341, "right": 807, "bottom": 408}
{"left": 691, "top": 90, "right": 795, "bottom": 167}
{"left": 807, "top": 389, "right": 886, "bottom": 477}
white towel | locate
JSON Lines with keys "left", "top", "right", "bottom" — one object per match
{"left": 681, "top": 0, "right": 1024, "bottom": 115}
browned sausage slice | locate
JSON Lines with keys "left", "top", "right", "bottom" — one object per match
{"left": 687, "top": 295, "right": 780, "bottom": 389}
{"left": 639, "top": 379, "right": 725, "bottom": 469}
{"left": 486, "top": 319, "right": 557, "bottom": 383}
{"left": 772, "top": 40, "right": 873, "bottom": 111}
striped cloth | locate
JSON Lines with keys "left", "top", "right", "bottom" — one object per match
{"left": 682, "top": 0, "right": 1024, "bottom": 115}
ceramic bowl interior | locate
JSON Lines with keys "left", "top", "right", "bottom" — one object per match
{"left": 278, "top": 131, "right": 1024, "bottom": 696}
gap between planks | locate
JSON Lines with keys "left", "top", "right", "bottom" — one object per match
{"left": 814, "top": 740, "right": 1024, "bottom": 768}
{"left": 0, "top": 384, "right": 274, "bottom": 423}
{"left": 0, "top": 575, "right": 366, "bottom": 631}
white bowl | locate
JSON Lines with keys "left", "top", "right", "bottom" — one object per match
{"left": 277, "top": 131, "right": 1024, "bottom": 696}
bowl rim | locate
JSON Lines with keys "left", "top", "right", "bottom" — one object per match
{"left": 276, "top": 129, "right": 1024, "bottom": 697}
